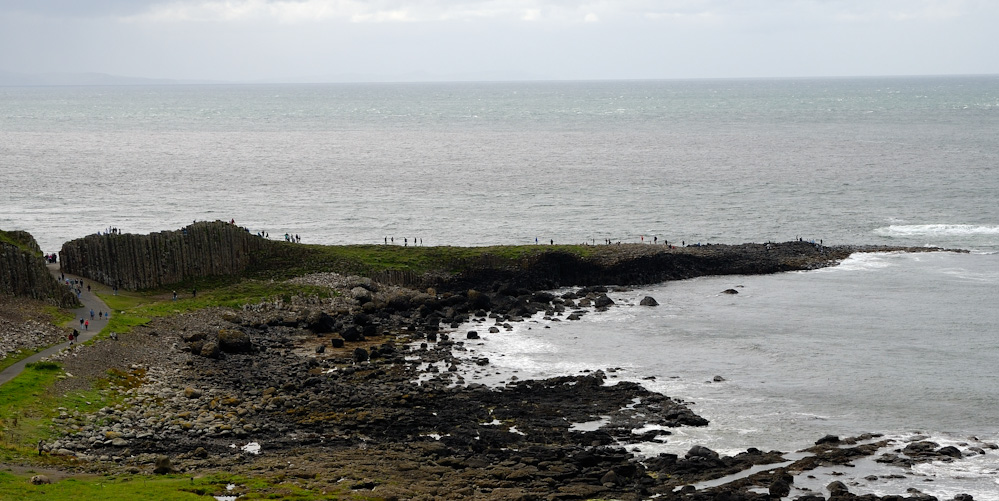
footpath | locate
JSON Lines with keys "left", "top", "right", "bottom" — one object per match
{"left": 0, "top": 264, "right": 111, "bottom": 386}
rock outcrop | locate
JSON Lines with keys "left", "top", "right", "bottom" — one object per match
{"left": 59, "top": 221, "right": 275, "bottom": 290}
{"left": 1, "top": 229, "right": 78, "bottom": 307}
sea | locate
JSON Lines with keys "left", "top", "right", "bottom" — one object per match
{"left": 2, "top": 76, "right": 998, "bottom": 498}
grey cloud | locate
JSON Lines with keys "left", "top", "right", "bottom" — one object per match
{"left": 3, "top": 0, "right": 165, "bottom": 18}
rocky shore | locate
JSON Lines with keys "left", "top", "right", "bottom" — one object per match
{"left": 38, "top": 254, "right": 985, "bottom": 500}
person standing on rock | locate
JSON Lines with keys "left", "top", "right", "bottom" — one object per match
{"left": 84, "top": 320, "right": 88, "bottom": 330}
{"left": 172, "top": 291, "right": 177, "bottom": 301}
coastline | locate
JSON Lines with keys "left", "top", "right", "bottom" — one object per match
{"left": 1, "top": 226, "right": 986, "bottom": 500}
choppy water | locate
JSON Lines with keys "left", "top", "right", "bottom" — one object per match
{"left": 2, "top": 76, "right": 998, "bottom": 497}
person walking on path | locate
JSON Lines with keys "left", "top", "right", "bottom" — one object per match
{"left": 1, "top": 264, "right": 114, "bottom": 387}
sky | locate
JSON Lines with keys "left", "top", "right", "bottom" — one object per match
{"left": 1, "top": 0, "right": 997, "bottom": 82}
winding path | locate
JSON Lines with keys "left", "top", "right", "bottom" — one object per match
{"left": 0, "top": 264, "right": 111, "bottom": 386}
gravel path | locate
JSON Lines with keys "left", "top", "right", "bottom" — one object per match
{"left": 0, "top": 264, "right": 111, "bottom": 386}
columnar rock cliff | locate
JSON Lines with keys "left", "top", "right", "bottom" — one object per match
{"left": 0, "top": 230, "right": 79, "bottom": 307}
{"left": 59, "top": 222, "right": 272, "bottom": 290}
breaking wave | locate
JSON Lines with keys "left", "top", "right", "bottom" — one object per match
{"left": 874, "top": 224, "right": 999, "bottom": 237}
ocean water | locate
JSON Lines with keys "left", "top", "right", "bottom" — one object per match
{"left": 2, "top": 77, "right": 998, "bottom": 497}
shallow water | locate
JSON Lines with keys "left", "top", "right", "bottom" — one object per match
{"left": 453, "top": 251, "right": 999, "bottom": 498}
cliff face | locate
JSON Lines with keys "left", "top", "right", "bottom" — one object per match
{"left": 59, "top": 222, "right": 272, "bottom": 290}
{"left": 0, "top": 230, "right": 79, "bottom": 307}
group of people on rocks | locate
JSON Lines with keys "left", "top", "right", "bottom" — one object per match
{"left": 44, "top": 253, "right": 58, "bottom": 263}
{"left": 384, "top": 237, "right": 422, "bottom": 246}
{"left": 98, "top": 226, "right": 122, "bottom": 236}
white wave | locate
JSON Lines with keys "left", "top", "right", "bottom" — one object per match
{"left": 816, "top": 252, "right": 897, "bottom": 272}
{"left": 874, "top": 224, "right": 999, "bottom": 237}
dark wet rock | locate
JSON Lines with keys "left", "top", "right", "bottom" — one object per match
{"left": 593, "top": 295, "right": 615, "bottom": 308}
{"left": 722, "top": 288, "right": 739, "bottom": 294}
{"left": 827, "top": 480, "right": 849, "bottom": 495}
{"left": 466, "top": 331, "right": 479, "bottom": 339}
{"left": 639, "top": 296, "right": 658, "bottom": 306}
{"left": 686, "top": 445, "right": 720, "bottom": 460}
{"left": 769, "top": 477, "right": 791, "bottom": 497}
{"left": 330, "top": 338, "right": 345, "bottom": 348}
{"left": 937, "top": 445, "right": 963, "bottom": 458}
{"left": 815, "top": 434, "right": 841, "bottom": 445}
{"left": 904, "top": 441, "right": 941, "bottom": 457}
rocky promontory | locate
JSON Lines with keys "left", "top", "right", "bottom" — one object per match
{"left": 0, "top": 229, "right": 78, "bottom": 307}
{"left": 8, "top": 224, "right": 973, "bottom": 500}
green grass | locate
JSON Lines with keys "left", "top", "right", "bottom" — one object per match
{"left": 247, "top": 242, "right": 596, "bottom": 281}
{"left": 0, "top": 229, "right": 42, "bottom": 256}
{"left": 0, "top": 471, "right": 357, "bottom": 500}
{"left": 96, "top": 279, "right": 333, "bottom": 340}
{"left": 0, "top": 362, "right": 67, "bottom": 448}
{"left": 42, "top": 306, "right": 76, "bottom": 328}
{"left": 1, "top": 361, "right": 131, "bottom": 452}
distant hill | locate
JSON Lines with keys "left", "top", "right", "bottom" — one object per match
{"left": 0, "top": 70, "right": 216, "bottom": 86}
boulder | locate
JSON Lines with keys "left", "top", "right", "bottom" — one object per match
{"left": 769, "top": 478, "right": 791, "bottom": 498}
{"left": 200, "top": 341, "right": 220, "bottom": 359}
{"left": 466, "top": 331, "right": 480, "bottom": 340}
{"left": 827, "top": 480, "right": 849, "bottom": 495}
{"left": 937, "top": 446, "right": 963, "bottom": 458}
{"left": 153, "top": 456, "right": 175, "bottom": 474}
{"left": 341, "top": 326, "right": 361, "bottom": 342}
{"left": 218, "top": 328, "right": 252, "bottom": 353}
{"left": 639, "top": 296, "right": 659, "bottom": 306}
{"left": 815, "top": 434, "right": 840, "bottom": 445}
{"left": 593, "top": 295, "right": 614, "bottom": 308}
{"left": 722, "top": 289, "right": 739, "bottom": 294}
{"left": 353, "top": 348, "right": 369, "bottom": 363}
{"left": 307, "top": 312, "right": 337, "bottom": 333}
{"left": 330, "top": 338, "right": 345, "bottom": 348}
{"left": 685, "top": 445, "right": 719, "bottom": 460}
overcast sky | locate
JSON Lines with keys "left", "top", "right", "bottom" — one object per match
{"left": 1, "top": 0, "right": 996, "bottom": 82}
